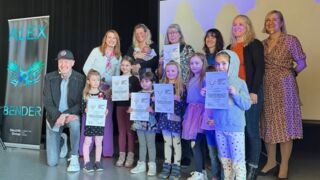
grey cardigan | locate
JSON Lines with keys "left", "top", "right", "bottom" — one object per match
{"left": 43, "top": 70, "right": 85, "bottom": 128}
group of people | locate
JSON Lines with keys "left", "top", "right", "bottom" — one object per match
{"left": 43, "top": 10, "right": 306, "bottom": 180}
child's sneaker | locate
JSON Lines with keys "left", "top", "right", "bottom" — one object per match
{"left": 95, "top": 161, "right": 104, "bottom": 171}
{"left": 83, "top": 162, "right": 94, "bottom": 173}
{"left": 130, "top": 161, "right": 146, "bottom": 174}
{"left": 125, "top": 152, "right": 134, "bottom": 168}
{"left": 187, "top": 171, "right": 204, "bottom": 180}
{"left": 158, "top": 163, "right": 171, "bottom": 179}
{"left": 202, "top": 170, "right": 208, "bottom": 180}
{"left": 67, "top": 155, "right": 80, "bottom": 172}
{"left": 169, "top": 164, "right": 181, "bottom": 180}
{"left": 116, "top": 152, "right": 126, "bottom": 167}
{"left": 147, "top": 161, "right": 157, "bottom": 176}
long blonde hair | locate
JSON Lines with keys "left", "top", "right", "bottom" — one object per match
{"left": 83, "top": 69, "right": 101, "bottom": 99}
{"left": 132, "top": 24, "right": 153, "bottom": 48}
{"left": 161, "top": 61, "right": 184, "bottom": 97}
{"left": 99, "top": 29, "right": 121, "bottom": 59}
{"left": 187, "top": 53, "right": 208, "bottom": 88}
{"left": 262, "top": 10, "right": 287, "bottom": 34}
{"left": 230, "top": 15, "right": 256, "bottom": 47}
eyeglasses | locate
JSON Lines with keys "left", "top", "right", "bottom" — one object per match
{"left": 168, "top": 31, "right": 179, "bottom": 35}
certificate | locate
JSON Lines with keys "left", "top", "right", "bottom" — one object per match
{"left": 130, "top": 93, "right": 150, "bottom": 121}
{"left": 205, "top": 72, "right": 229, "bottom": 109}
{"left": 154, "top": 84, "right": 174, "bottom": 113}
{"left": 163, "top": 43, "right": 180, "bottom": 67}
{"left": 112, "top": 76, "right": 129, "bottom": 101}
{"left": 86, "top": 98, "right": 107, "bottom": 127}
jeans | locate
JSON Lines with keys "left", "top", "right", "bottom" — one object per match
{"left": 245, "top": 87, "right": 263, "bottom": 168}
{"left": 192, "top": 133, "right": 206, "bottom": 172}
{"left": 46, "top": 119, "right": 80, "bottom": 166}
{"left": 206, "top": 130, "right": 223, "bottom": 179}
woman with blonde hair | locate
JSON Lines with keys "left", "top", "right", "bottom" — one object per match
{"left": 126, "top": 23, "right": 159, "bottom": 77}
{"left": 259, "top": 10, "right": 306, "bottom": 179}
{"left": 81, "top": 29, "right": 122, "bottom": 158}
{"left": 227, "top": 14, "right": 265, "bottom": 180}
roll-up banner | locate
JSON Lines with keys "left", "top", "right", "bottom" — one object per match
{"left": 0, "top": 16, "right": 49, "bottom": 149}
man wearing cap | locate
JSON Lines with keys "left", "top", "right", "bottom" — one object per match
{"left": 43, "top": 49, "right": 85, "bottom": 172}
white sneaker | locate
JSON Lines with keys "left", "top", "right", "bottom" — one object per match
{"left": 60, "top": 133, "right": 68, "bottom": 158}
{"left": 130, "top": 161, "right": 146, "bottom": 174}
{"left": 147, "top": 161, "right": 157, "bottom": 176}
{"left": 187, "top": 171, "right": 204, "bottom": 180}
{"left": 67, "top": 155, "right": 80, "bottom": 172}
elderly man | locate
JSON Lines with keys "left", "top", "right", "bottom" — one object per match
{"left": 43, "top": 49, "right": 85, "bottom": 172}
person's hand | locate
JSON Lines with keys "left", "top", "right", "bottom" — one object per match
{"left": 134, "top": 52, "right": 146, "bottom": 59}
{"left": 55, "top": 114, "right": 68, "bottom": 126}
{"left": 132, "top": 64, "right": 141, "bottom": 74}
{"left": 200, "top": 87, "right": 207, "bottom": 96}
{"left": 146, "top": 106, "right": 154, "bottom": 112}
{"left": 105, "top": 109, "right": 109, "bottom": 115}
{"left": 174, "top": 95, "right": 181, "bottom": 102}
{"left": 249, "top": 93, "right": 258, "bottom": 104}
{"left": 65, "top": 114, "right": 78, "bottom": 123}
{"left": 159, "top": 57, "right": 164, "bottom": 66}
{"left": 127, "top": 107, "right": 133, "bottom": 113}
{"left": 228, "top": 86, "right": 236, "bottom": 96}
{"left": 207, "top": 119, "right": 215, "bottom": 126}
{"left": 85, "top": 108, "right": 88, "bottom": 113}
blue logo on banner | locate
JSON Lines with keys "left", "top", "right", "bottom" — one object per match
{"left": 8, "top": 60, "right": 45, "bottom": 87}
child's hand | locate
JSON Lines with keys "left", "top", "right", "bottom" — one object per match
{"left": 127, "top": 107, "right": 133, "bottom": 113}
{"left": 174, "top": 95, "right": 181, "bottom": 102}
{"left": 200, "top": 87, "right": 207, "bottom": 96}
{"left": 146, "top": 106, "right": 154, "bottom": 113}
{"left": 151, "top": 96, "right": 155, "bottom": 102}
{"left": 228, "top": 86, "right": 236, "bottom": 96}
{"left": 85, "top": 108, "right": 88, "bottom": 113}
{"left": 105, "top": 109, "right": 109, "bottom": 115}
{"left": 159, "top": 57, "right": 164, "bottom": 65}
{"left": 249, "top": 93, "right": 258, "bottom": 104}
{"left": 207, "top": 119, "right": 215, "bottom": 126}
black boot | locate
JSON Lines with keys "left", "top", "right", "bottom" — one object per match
{"left": 247, "top": 166, "right": 258, "bottom": 180}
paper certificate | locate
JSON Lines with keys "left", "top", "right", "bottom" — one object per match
{"left": 163, "top": 43, "right": 180, "bottom": 67}
{"left": 154, "top": 84, "right": 174, "bottom": 113}
{"left": 86, "top": 98, "right": 107, "bottom": 127}
{"left": 130, "top": 93, "right": 150, "bottom": 121}
{"left": 205, "top": 72, "right": 229, "bottom": 109}
{"left": 112, "top": 76, "right": 129, "bottom": 101}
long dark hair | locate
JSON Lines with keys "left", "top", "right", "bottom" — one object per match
{"left": 203, "top": 28, "right": 224, "bottom": 56}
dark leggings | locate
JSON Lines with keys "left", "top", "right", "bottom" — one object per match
{"left": 192, "top": 133, "right": 206, "bottom": 172}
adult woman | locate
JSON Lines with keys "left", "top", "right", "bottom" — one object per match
{"left": 228, "top": 15, "right": 264, "bottom": 180}
{"left": 126, "top": 24, "right": 158, "bottom": 77}
{"left": 81, "top": 29, "right": 122, "bottom": 157}
{"left": 158, "top": 24, "right": 195, "bottom": 84}
{"left": 260, "top": 10, "right": 306, "bottom": 179}
{"left": 203, "top": 28, "right": 224, "bottom": 66}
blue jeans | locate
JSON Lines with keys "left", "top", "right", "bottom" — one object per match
{"left": 192, "top": 133, "right": 206, "bottom": 172}
{"left": 206, "top": 130, "right": 224, "bottom": 179}
{"left": 245, "top": 87, "right": 263, "bottom": 168}
{"left": 46, "top": 119, "right": 80, "bottom": 166}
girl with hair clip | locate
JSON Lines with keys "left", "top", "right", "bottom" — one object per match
{"left": 227, "top": 15, "right": 265, "bottom": 180}
{"left": 115, "top": 56, "right": 141, "bottom": 168}
{"left": 182, "top": 53, "right": 208, "bottom": 180}
{"left": 157, "top": 61, "right": 187, "bottom": 180}
{"left": 81, "top": 69, "right": 109, "bottom": 172}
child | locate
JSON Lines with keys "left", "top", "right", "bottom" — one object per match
{"left": 115, "top": 56, "right": 141, "bottom": 167}
{"left": 182, "top": 53, "right": 208, "bottom": 180}
{"left": 200, "top": 65, "right": 223, "bottom": 180}
{"left": 81, "top": 69, "right": 109, "bottom": 172}
{"left": 129, "top": 72, "right": 158, "bottom": 176}
{"left": 212, "top": 50, "right": 251, "bottom": 179}
{"left": 157, "top": 61, "right": 187, "bottom": 179}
